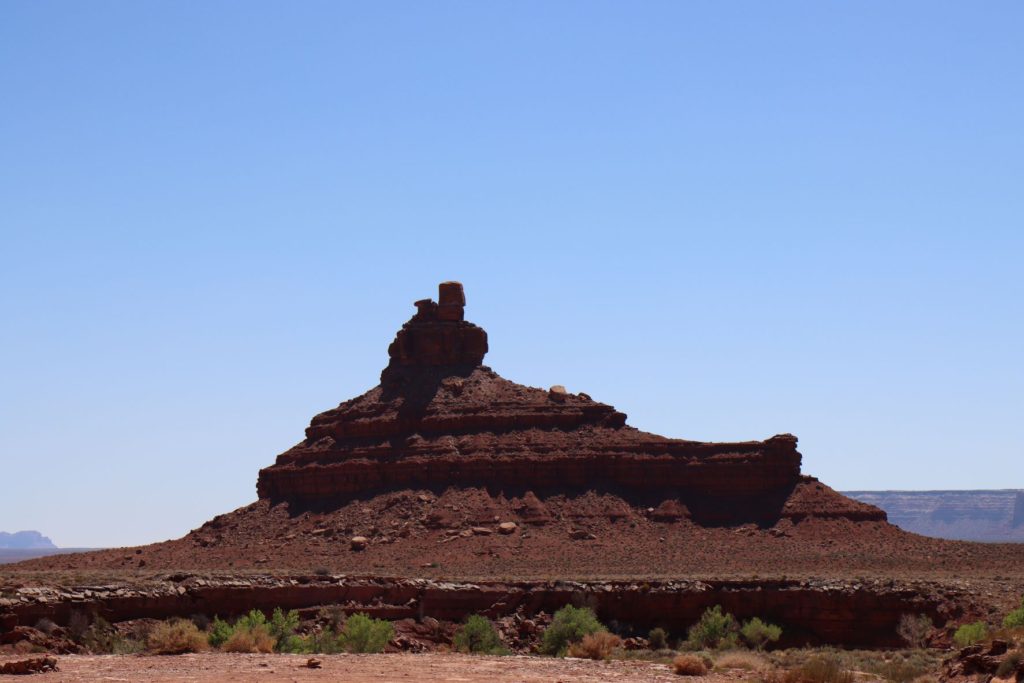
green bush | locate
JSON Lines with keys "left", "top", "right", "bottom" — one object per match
{"left": 208, "top": 616, "right": 233, "bottom": 648}
{"left": 648, "top": 626, "right": 669, "bottom": 650}
{"left": 687, "top": 605, "right": 738, "bottom": 649}
{"left": 740, "top": 617, "right": 782, "bottom": 650}
{"left": 1003, "top": 596, "right": 1024, "bottom": 629}
{"left": 540, "top": 605, "right": 606, "bottom": 656}
{"left": 305, "top": 629, "right": 342, "bottom": 654}
{"left": 953, "top": 621, "right": 988, "bottom": 648}
{"left": 453, "top": 615, "right": 508, "bottom": 655}
{"left": 338, "top": 613, "right": 393, "bottom": 653}
{"left": 269, "top": 608, "right": 303, "bottom": 653}
{"left": 208, "top": 609, "right": 300, "bottom": 652}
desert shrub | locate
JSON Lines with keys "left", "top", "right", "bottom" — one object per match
{"left": 305, "top": 629, "right": 342, "bottom": 654}
{"left": 996, "top": 652, "right": 1022, "bottom": 679}
{"left": 222, "top": 625, "right": 276, "bottom": 653}
{"left": 567, "top": 631, "right": 621, "bottom": 660}
{"left": 212, "top": 610, "right": 278, "bottom": 653}
{"left": 716, "top": 651, "right": 768, "bottom": 671}
{"left": 269, "top": 607, "right": 303, "bottom": 653}
{"left": 319, "top": 606, "right": 347, "bottom": 632}
{"left": 741, "top": 617, "right": 782, "bottom": 650}
{"left": 688, "top": 606, "right": 738, "bottom": 650}
{"left": 189, "top": 613, "right": 210, "bottom": 631}
{"left": 111, "top": 636, "right": 145, "bottom": 654}
{"left": 1004, "top": 597, "right": 1024, "bottom": 629}
{"left": 208, "top": 616, "right": 234, "bottom": 648}
{"left": 338, "top": 613, "right": 393, "bottom": 653}
{"left": 787, "top": 656, "right": 855, "bottom": 683}
{"left": 82, "top": 616, "right": 117, "bottom": 653}
{"left": 876, "top": 660, "right": 932, "bottom": 683}
{"left": 453, "top": 615, "right": 507, "bottom": 655}
{"left": 234, "top": 609, "right": 269, "bottom": 633}
{"left": 897, "top": 614, "right": 933, "bottom": 648}
{"left": 314, "top": 567, "right": 331, "bottom": 576}
{"left": 34, "top": 618, "right": 57, "bottom": 635}
{"left": 540, "top": 605, "right": 606, "bottom": 656}
{"left": 148, "top": 619, "right": 208, "bottom": 654}
{"left": 649, "top": 627, "right": 669, "bottom": 650}
{"left": 953, "top": 622, "right": 989, "bottom": 648}
{"left": 674, "top": 653, "right": 709, "bottom": 676}
{"left": 67, "top": 611, "right": 90, "bottom": 642}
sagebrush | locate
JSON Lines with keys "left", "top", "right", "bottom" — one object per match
{"left": 567, "top": 631, "right": 621, "bottom": 660}
{"left": 688, "top": 605, "right": 738, "bottom": 649}
{"left": 338, "top": 613, "right": 393, "bottom": 653}
{"left": 148, "top": 619, "right": 208, "bottom": 654}
{"left": 452, "top": 615, "right": 507, "bottom": 655}
{"left": 539, "top": 605, "right": 606, "bottom": 656}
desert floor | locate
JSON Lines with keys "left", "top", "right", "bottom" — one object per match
{"left": 0, "top": 652, "right": 743, "bottom": 682}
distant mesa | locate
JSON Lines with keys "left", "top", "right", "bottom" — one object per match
{"left": 0, "top": 531, "right": 56, "bottom": 550}
{"left": 844, "top": 490, "right": 1024, "bottom": 542}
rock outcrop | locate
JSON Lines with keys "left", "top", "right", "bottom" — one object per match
{"left": 256, "top": 282, "right": 881, "bottom": 526}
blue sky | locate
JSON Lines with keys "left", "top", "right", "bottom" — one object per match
{"left": 1, "top": 2, "right": 1021, "bottom": 547}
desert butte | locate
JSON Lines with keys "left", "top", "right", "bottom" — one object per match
{"left": 3, "top": 282, "right": 1023, "bottom": 649}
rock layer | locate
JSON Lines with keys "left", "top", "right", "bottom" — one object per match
{"left": 257, "top": 282, "right": 881, "bottom": 526}
{"left": 0, "top": 575, "right": 978, "bottom": 648}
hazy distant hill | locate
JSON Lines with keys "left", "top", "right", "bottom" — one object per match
{"left": 0, "top": 530, "right": 56, "bottom": 549}
{"left": 844, "top": 490, "right": 1024, "bottom": 542}
{"left": 0, "top": 532, "right": 104, "bottom": 564}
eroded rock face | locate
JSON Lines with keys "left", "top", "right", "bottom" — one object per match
{"left": 255, "top": 282, "right": 882, "bottom": 526}
{"left": 381, "top": 282, "right": 488, "bottom": 384}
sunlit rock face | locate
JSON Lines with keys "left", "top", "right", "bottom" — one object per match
{"left": 256, "top": 282, "right": 881, "bottom": 526}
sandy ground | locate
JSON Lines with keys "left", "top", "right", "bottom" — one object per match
{"left": 0, "top": 652, "right": 724, "bottom": 682}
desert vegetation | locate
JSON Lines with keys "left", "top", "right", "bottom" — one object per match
{"left": 953, "top": 621, "right": 989, "bottom": 647}
{"left": 1004, "top": 596, "right": 1024, "bottom": 629}
{"left": 539, "top": 605, "right": 606, "bottom": 656}
{"left": 452, "top": 615, "right": 509, "bottom": 655}
{"left": 13, "top": 597, "right": 1024, "bottom": 683}
{"left": 682, "top": 605, "right": 783, "bottom": 651}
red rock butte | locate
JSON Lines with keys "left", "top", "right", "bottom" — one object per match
{"left": 256, "top": 281, "right": 881, "bottom": 526}
{"left": 9, "top": 281, "right": 1024, "bottom": 650}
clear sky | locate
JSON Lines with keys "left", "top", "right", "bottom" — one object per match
{"left": 2, "top": 2, "right": 1021, "bottom": 548}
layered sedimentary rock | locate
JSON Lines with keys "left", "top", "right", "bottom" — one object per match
{"left": 257, "top": 282, "right": 882, "bottom": 526}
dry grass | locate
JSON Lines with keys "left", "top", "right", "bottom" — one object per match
{"left": 715, "top": 651, "right": 769, "bottom": 671}
{"left": 221, "top": 626, "right": 276, "bottom": 653}
{"left": 567, "top": 632, "right": 622, "bottom": 660}
{"left": 766, "top": 648, "right": 940, "bottom": 683}
{"left": 147, "top": 619, "right": 208, "bottom": 654}
{"left": 783, "top": 656, "right": 855, "bottom": 683}
{"left": 673, "top": 653, "right": 709, "bottom": 676}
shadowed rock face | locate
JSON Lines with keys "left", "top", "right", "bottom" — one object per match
{"left": 256, "top": 282, "right": 882, "bottom": 526}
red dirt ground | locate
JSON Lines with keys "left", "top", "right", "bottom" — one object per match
{"left": 0, "top": 652, "right": 723, "bottom": 683}
{"left": 15, "top": 483, "right": 1024, "bottom": 583}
